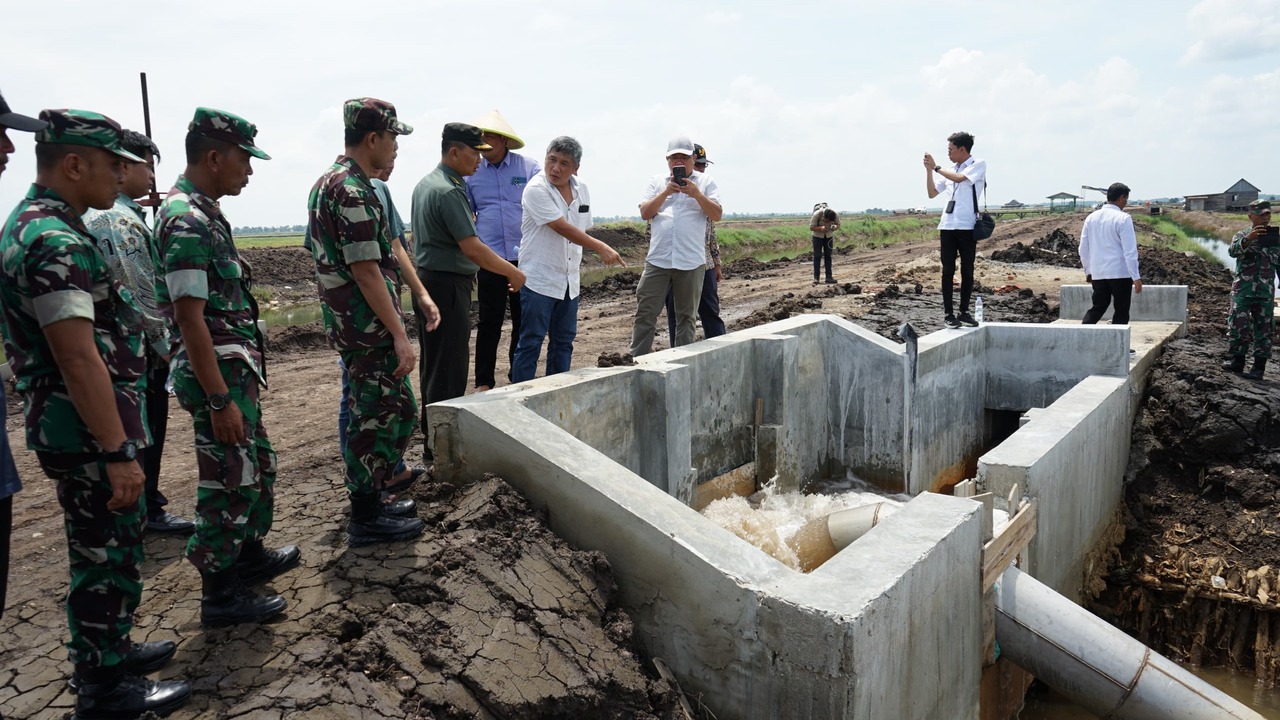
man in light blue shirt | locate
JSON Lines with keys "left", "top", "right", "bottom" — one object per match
{"left": 465, "top": 110, "right": 540, "bottom": 391}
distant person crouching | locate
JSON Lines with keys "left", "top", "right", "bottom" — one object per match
{"left": 810, "top": 202, "right": 839, "bottom": 284}
{"left": 511, "top": 137, "right": 623, "bottom": 382}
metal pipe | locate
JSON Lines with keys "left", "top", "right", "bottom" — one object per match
{"left": 995, "top": 565, "right": 1263, "bottom": 720}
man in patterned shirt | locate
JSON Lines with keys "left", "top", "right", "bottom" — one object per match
{"left": 155, "top": 108, "right": 294, "bottom": 628}
{"left": 0, "top": 108, "right": 190, "bottom": 719}
{"left": 84, "top": 130, "right": 194, "bottom": 535}
{"left": 307, "top": 98, "right": 426, "bottom": 547}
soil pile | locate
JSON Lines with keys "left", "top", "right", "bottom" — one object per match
{"left": 268, "top": 321, "right": 331, "bottom": 355}
{"left": 581, "top": 271, "right": 639, "bottom": 304}
{"left": 731, "top": 291, "right": 824, "bottom": 330}
{"left": 990, "top": 228, "right": 1081, "bottom": 267}
{"left": 243, "top": 245, "right": 315, "bottom": 288}
{"left": 592, "top": 225, "right": 647, "bottom": 251}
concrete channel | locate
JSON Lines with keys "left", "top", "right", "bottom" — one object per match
{"left": 427, "top": 285, "right": 1261, "bottom": 720}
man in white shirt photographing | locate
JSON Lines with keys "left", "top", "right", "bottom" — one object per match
{"left": 923, "top": 131, "right": 986, "bottom": 329}
{"left": 1077, "top": 182, "right": 1143, "bottom": 324}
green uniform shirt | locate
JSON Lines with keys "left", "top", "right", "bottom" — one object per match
{"left": 154, "top": 174, "right": 266, "bottom": 384}
{"left": 307, "top": 155, "right": 404, "bottom": 351}
{"left": 0, "top": 184, "right": 149, "bottom": 453}
{"left": 1229, "top": 227, "right": 1280, "bottom": 301}
{"left": 411, "top": 162, "right": 479, "bottom": 276}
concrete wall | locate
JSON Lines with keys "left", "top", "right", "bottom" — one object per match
{"left": 983, "top": 323, "right": 1129, "bottom": 410}
{"left": 911, "top": 329, "right": 988, "bottom": 495}
{"left": 977, "top": 376, "right": 1130, "bottom": 599}
{"left": 431, "top": 397, "right": 983, "bottom": 720}
{"left": 1059, "top": 284, "right": 1188, "bottom": 324}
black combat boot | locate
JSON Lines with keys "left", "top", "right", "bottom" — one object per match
{"left": 348, "top": 492, "right": 425, "bottom": 547}
{"left": 1222, "top": 355, "right": 1246, "bottom": 373}
{"left": 235, "top": 538, "right": 301, "bottom": 586}
{"left": 1243, "top": 357, "right": 1268, "bottom": 381}
{"left": 74, "top": 665, "right": 191, "bottom": 719}
{"left": 200, "top": 568, "right": 287, "bottom": 628}
{"left": 69, "top": 640, "right": 176, "bottom": 692}
{"left": 380, "top": 491, "right": 417, "bottom": 518}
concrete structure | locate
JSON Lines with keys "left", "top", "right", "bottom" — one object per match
{"left": 1059, "top": 284, "right": 1188, "bottom": 325}
{"left": 428, "top": 308, "right": 1189, "bottom": 719}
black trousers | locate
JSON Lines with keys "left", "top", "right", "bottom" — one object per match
{"left": 812, "top": 236, "right": 833, "bottom": 280}
{"left": 940, "top": 229, "right": 977, "bottom": 315}
{"left": 1081, "top": 278, "right": 1134, "bottom": 325}
{"left": 474, "top": 264, "right": 521, "bottom": 389}
{"left": 418, "top": 270, "right": 475, "bottom": 458}
{"left": 142, "top": 351, "right": 170, "bottom": 519}
{"left": 0, "top": 495, "right": 10, "bottom": 619}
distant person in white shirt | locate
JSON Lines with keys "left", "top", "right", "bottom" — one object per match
{"left": 1078, "top": 182, "right": 1143, "bottom": 324}
{"left": 511, "top": 137, "right": 624, "bottom": 382}
{"left": 631, "top": 135, "right": 723, "bottom": 356}
{"left": 923, "top": 130, "right": 987, "bottom": 328}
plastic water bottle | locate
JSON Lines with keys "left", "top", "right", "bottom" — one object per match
{"left": 974, "top": 295, "right": 984, "bottom": 324}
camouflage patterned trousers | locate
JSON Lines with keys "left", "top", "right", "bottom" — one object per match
{"left": 172, "top": 359, "right": 276, "bottom": 573}
{"left": 35, "top": 452, "right": 143, "bottom": 669}
{"left": 1227, "top": 295, "right": 1275, "bottom": 359}
{"left": 341, "top": 348, "right": 416, "bottom": 497}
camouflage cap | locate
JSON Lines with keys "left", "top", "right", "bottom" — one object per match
{"left": 187, "top": 107, "right": 270, "bottom": 160}
{"left": 1249, "top": 199, "right": 1271, "bottom": 214}
{"left": 344, "top": 98, "right": 413, "bottom": 135}
{"left": 0, "top": 91, "right": 47, "bottom": 132}
{"left": 34, "top": 109, "right": 143, "bottom": 162}
{"left": 442, "top": 122, "right": 491, "bottom": 150}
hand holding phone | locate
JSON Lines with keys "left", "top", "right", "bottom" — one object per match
{"left": 671, "top": 165, "right": 688, "bottom": 186}
{"left": 1263, "top": 225, "right": 1280, "bottom": 247}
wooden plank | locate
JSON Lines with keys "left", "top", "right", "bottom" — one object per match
{"left": 982, "top": 499, "right": 1037, "bottom": 590}
{"left": 954, "top": 479, "right": 975, "bottom": 498}
{"left": 973, "top": 492, "right": 995, "bottom": 544}
{"left": 1007, "top": 483, "right": 1020, "bottom": 513}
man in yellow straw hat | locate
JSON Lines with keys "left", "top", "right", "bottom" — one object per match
{"left": 465, "top": 110, "right": 540, "bottom": 391}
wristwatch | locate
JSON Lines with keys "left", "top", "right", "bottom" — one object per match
{"left": 104, "top": 440, "right": 138, "bottom": 463}
{"left": 208, "top": 392, "right": 232, "bottom": 411}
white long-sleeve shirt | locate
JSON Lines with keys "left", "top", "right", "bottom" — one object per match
{"left": 1078, "top": 203, "right": 1140, "bottom": 281}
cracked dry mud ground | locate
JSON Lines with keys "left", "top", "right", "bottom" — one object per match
{"left": 1, "top": 212, "right": 1246, "bottom": 718}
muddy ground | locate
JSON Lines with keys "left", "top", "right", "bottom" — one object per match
{"left": 1, "top": 211, "right": 1273, "bottom": 717}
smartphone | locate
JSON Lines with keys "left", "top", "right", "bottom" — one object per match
{"left": 672, "top": 165, "right": 688, "bottom": 186}
{"left": 945, "top": 199, "right": 956, "bottom": 214}
{"left": 1263, "top": 225, "right": 1280, "bottom": 247}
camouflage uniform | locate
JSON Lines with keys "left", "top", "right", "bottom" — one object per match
{"left": 1227, "top": 226, "right": 1279, "bottom": 360}
{"left": 155, "top": 108, "right": 274, "bottom": 574}
{"left": 307, "top": 99, "right": 416, "bottom": 499}
{"left": 0, "top": 110, "right": 149, "bottom": 670}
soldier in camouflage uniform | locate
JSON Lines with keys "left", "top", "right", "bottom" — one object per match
{"left": 154, "top": 108, "right": 296, "bottom": 627}
{"left": 1222, "top": 198, "right": 1279, "bottom": 381}
{"left": 0, "top": 90, "right": 44, "bottom": 624}
{"left": 0, "top": 109, "right": 190, "bottom": 719}
{"left": 307, "top": 98, "right": 426, "bottom": 546}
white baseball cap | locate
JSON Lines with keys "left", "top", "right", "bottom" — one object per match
{"left": 665, "top": 135, "right": 695, "bottom": 157}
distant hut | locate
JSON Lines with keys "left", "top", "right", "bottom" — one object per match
{"left": 1183, "top": 179, "right": 1260, "bottom": 212}
{"left": 1047, "top": 192, "right": 1081, "bottom": 212}
{"left": 1003, "top": 199, "right": 1026, "bottom": 208}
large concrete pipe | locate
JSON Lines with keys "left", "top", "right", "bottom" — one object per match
{"left": 995, "top": 565, "right": 1263, "bottom": 720}
{"left": 789, "top": 503, "right": 899, "bottom": 572}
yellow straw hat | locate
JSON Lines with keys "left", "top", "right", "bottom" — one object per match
{"left": 471, "top": 109, "right": 525, "bottom": 150}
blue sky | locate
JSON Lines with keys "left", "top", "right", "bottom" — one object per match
{"left": 2, "top": 0, "right": 1278, "bottom": 225}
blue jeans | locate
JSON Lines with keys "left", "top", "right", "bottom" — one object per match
{"left": 511, "top": 287, "right": 579, "bottom": 383}
{"left": 338, "top": 358, "right": 407, "bottom": 475}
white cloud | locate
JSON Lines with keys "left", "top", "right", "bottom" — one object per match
{"left": 1182, "top": 0, "right": 1280, "bottom": 63}
{"left": 705, "top": 10, "right": 743, "bottom": 25}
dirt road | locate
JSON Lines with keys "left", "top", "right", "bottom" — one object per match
{"left": 0, "top": 212, "right": 1265, "bottom": 717}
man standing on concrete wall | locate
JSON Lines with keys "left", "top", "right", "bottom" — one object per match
{"left": 466, "top": 111, "right": 539, "bottom": 391}
{"left": 84, "top": 130, "right": 195, "bottom": 536}
{"left": 631, "top": 136, "right": 722, "bottom": 356}
{"left": 923, "top": 131, "right": 986, "bottom": 329}
{"left": 1222, "top": 199, "right": 1278, "bottom": 380}
{"left": 1077, "top": 182, "right": 1142, "bottom": 325}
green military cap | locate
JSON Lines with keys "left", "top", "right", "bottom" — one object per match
{"left": 442, "top": 122, "right": 491, "bottom": 150}
{"left": 187, "top": 107, "right": 270, "bottom": 160}
{"left": 34, "top": 109, "right": 144, "bottom": 162}
{"left": 344, "top": 98, "right": 413, "bottom": 135}
{"left": 1249, "top": 199, "right": 1271, "bottom": 214}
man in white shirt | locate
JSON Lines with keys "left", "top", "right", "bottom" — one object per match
{"left": 511, "top": 137, "right": 623, "bottom": 382}
{"left": 1078, "top": 182, "right": 1143, "bottom": 324}
{"left": 923, "top": 131, "right": 986, "bottom": 328}
{"left": 631, "top": 136, "right": 723, "bottom": 355}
